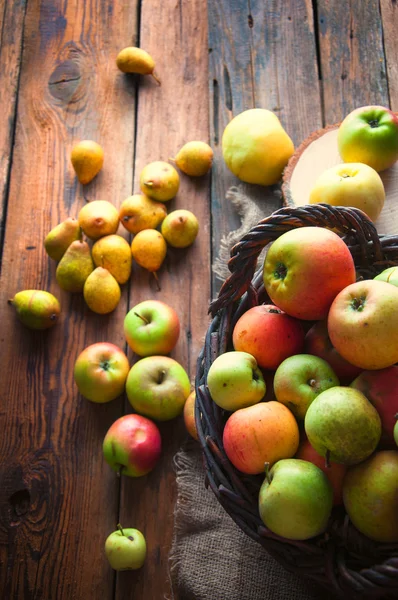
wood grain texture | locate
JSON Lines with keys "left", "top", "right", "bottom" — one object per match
{"left": 115, "top": 1, "right": 210, "bottom": 599}
{"left": 0, "top": 1, "right": 137, "bottom": 598}
{"left": 380, "top": 0, "right": 398, "bottom": 111}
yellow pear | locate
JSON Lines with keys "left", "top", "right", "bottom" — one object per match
{"left": 161, "top": 209, "right": 199, "bottom": 248}
{"left": 71, "top": 140, "right": 104, "bottom": 185}
{"left": 83, "top": 267, "right": 121, "bottom": 314}
{"left": 116, "top": 47, "right": 160, "bottom": 85}
{"left": 140, "top": 161, "right": 179, "bottom": 202}
{"left": 172, "top": 141, "right": 213, "bottom": 176}
{"left": 44, "top": 217, "right": 82, "bottom": 261}
{"left": 92, "top": 235, "right": 132, "bottom": 284}
{"left": 9, "top": 290, "right": 60, "bottom": 330}
{"left": 222, "top": 108, "right": 294, "bottom": 186}
{"left": 119, "top": 194, "right": 167, "bottom": 234}
{"left": 78, "top": 200, "right": 119, "bottom": 240}
{"left": 56, "top": 240, "right": 94, "bottom": 293}
{"left": 131, "top": 229, "right": 167, "bottom": 275}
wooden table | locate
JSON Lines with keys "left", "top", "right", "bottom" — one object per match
{"left": 0, "top": 1, "right": 397, "bottom": 599}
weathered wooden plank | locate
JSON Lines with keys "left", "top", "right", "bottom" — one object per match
{"left": 380, "top": 0, "right": 398, "bottom": 111}
{"left": 115, "top": 0, "right": 211, "bottom": 598}
{"left": 0, "top": 1, "right": 137, "bottom": 598}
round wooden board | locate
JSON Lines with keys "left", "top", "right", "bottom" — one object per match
{"left": 282, "top": 124, "right": 398, "bottom": 236}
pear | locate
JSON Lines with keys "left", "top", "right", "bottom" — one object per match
{"left": 83, "top": 267, "right": 121, "bottom": 314}
{"left": 140, "top": 161, "right": 179, "bottom": 202}
{"left": 78, "top": 200, "right": 119, "bottom": 240}
{"left": 71, "top": 140, "right": 104, "bottom": 185}
{"left": 119, "top": 194, "right": 167, "bottom": 234}
{"left": 92, "top": 235, "right": 132, "bottom": 284}
{"left": 44, "top": 217, "right": 82, "bottom": 261}
{"left": 56, "top": 240, "right": 94, "bottom": 293}
{"left": 116, "top": 47, "right": 160, "bottom": 85}
{"left": 131, "top": 229, "right": 167, "bottom": 287}
{"left": 9, "top": 290, "right": 61, "bottom": 329}
{"left": 172, "top": 141, "right": 213, "bottom": 176}
{"left": 161, "top": 209, "right": 199, "bottom": 248}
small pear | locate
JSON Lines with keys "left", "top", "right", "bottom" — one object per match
{"left": 44, "top": 217, "right": 82, "bottom": 261}
{"left": 131, "top": 229, "right": 167, "bottom": 286}
{"left": 78, "top": 200, "right": 119, "bottom": 240}
{"left": 119, "top": 194, "right": 167, "bottom": 234}
{"left": 83, "top": 267, "right": 121, "bottom": 314}
{"left": 161, "top": 209, "right": 199, "bottom": 248}
{"left": 92, "top": 235, "right": 132, "bottom": 284}
{"left": 116, "top": 47, "right": 160, "bottom": 85}
{"left": 172, "top": 141, "right": 213, "bottom": 176}
{"left": 71, "top": 140, "right": 104, "bottom": 185}
{"left": 56, "top": 240, "right": 94, "bottom": 293}
{"left": 140, "top": 161, "right": 179, "bottom": 202}
{"left": 9, "top": 290, "right": 60, "bottom": 330}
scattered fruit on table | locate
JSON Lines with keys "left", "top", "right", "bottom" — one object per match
{"left": 374, "top": 265, "right": 398, "bottom": 286}
{"left": 222, "top": 401, "right": 299, "bottom": 474}
{"left": 119, "top": 193, "right": 167, "bottom": 234}
{"left": 309, "top": 162, "right": 385, "bottom": 222}
{"left": 274, "top": 354, "right": 339, "bottom": 420}
{"left": 161, "top": 209, "right": 199, "bottom": 248}
{"left": 258, "top": 459, "right": 333, "bottom": 540}
{"left": 56, "top": 240, "right": 94, "bottom": 293}
{"left": 140, "top": 161, "right": 179, "bottom": 201}
{"left": 343, "top": 450, "right": 398, "bottom": 543}
{"left": 232, "top": 304, "right": 305, "bottom": 370}
{"left": 116, "top": 46, "right": 160, "bottom": 85}
{"left": 71, "top": 140, "right": 104, "bottom": 185}
{"left": 131, "top": 229, "right": 167, "bottom": 284}
{"left": 105, "top": 524, "right": 147, "bottom": 570}
{"left": 74, "top": 342, "right": 129, "bottom": 403}
{"left": 91, "top": 234, "right": 132, "bottom": 284}
{"left": 304, "top": 386, "right": 381, "bottom": 465}
{"left": 124, "top": 299, "right": 180, "bottom": 356}
{"left": 126, "top": 356, "right": 190, "bottom": 421}
{"left": 337, "top": 105, "right": 398, "bottom": 172}
{"left": 328, "top": 279, "right": 398, "bottom": 370}
{"left": 8, "top": 290, "right": 61, "bottom": 330}
{"left": 83, "top": 267, "right": 121, "bottom": 314}
{"left": 222, "top": 108, "right": 294, "bottom": 186}
{"left": 172, "top": 141, "right": 213, "bottom": 176}
{"left": 103, "top": 414, "right": 162, "bottom": 477}
{"left": 183, "top": 391, "right": 198, "bottom": 441}
{"left": 263, "top": 227, "right": 356, "bottom": 320}
{"left": 44, "top": 217, "right": 82, "bottom": 261}
{"left": 78, "top": 200, "right": 120, "bottom": 240}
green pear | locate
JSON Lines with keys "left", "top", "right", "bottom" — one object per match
{"left": 83, "top": 267, "right": 121, "bottom": 314}
{"left": 56, "top": 240, "right": 94, "bottom": 293}
{"left": 9, "top": 290, "right": 60, "bottom": 329}
{"left": 91, "top": 235, "right": 132, "bottom": 284}
{"left": 44, "top": 218, "right": 82, "bottom": 261}
{"left": 394, "top": 416, "right": 398, "bottom": 447}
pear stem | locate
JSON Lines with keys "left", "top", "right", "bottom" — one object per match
{"left": 152, "top": 271, "right": 161, "bottom": 291}
{"left": 134, "top": 311, "right": 149, "bottom": 324}
{"left": 325, "top": 450, "right": 331, "bottom": 469}
{"left": 117, "top": 523, "right": 124, "bottom": 536}
{"left": 116, "top": 464, "right": 125, "bottom": 478}
{"left": 7, "top": 298, "right": 14, "bottom": 305}
{"left": 151, "top": 71, "right": 161, "bottom": 86}
{"left": 264, "top": 462, "right": 271, "bottom": 484}
{"left": 169, "top": 157, "right": 176, "bottom": 164}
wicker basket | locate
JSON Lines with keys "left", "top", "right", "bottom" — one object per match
{"left": 195, "top": 204, "right": 398, "bottom": 599}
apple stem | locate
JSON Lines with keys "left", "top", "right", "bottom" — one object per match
{"left": 152, "top": 271, "right": 161, "bottom": 291}
{"left": 325, "top": 450, "right": 331, "bottom": 469}
{"left": 117, "top": 523, "right": 124, "bottom": 536}
{"left": 264, "top": 462, "right": 271, "bottom": 484}
{"left": 134, "top": 311, "right": 149, "bottom": 324}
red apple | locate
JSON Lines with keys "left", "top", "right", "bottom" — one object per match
{"left": 263, "top": 227, "right": 356, "bottom": 320}
{"left": 232, "top": 304, "right": 304, "bottom": 370}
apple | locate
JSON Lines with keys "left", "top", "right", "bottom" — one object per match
{"left": 223, "top": 401, "right": 299, "bottom": 474}
{"left": 394, "top": 417, "right": 398, "bottom": 446}
{"left": 304, "top": 386, "right": 381, "bottom": 465}
{"left": 126, "top": 356, "right": 190, "bottom": 421}
{"left": 309, "top": 162, "right": 385, "bottom": 222}
{"left": 295, "top": 438, "right": 346, "bottom": 505}
{"left": 207, "top": 351, "right": 265, "bottom": 411}
{"left": 263, "top": 227, "right": 356, "bottom": 320}
{"left": 338, "top": 105, "right": 398, "bottom": 172}
{"left": 258, "top": 459, "right": 333, "bottom": 540}
{"left": 103, "top": 413, "right": 162, "bottom": 477}
{"left": 124, "top": 300, "right": 180, "bottom": 357}
{"left": 304, "top": 320, "right": 362, "bottom": 381}
{"left": 232, "top": 304, "right": 304, "bottom": 370}
{"left": 105, "top": 524, "right": 147, "bottom": 570}
{"left": 374, "top": 266, "right": 398, "bottom": 286}
{"left": 183, "top": 391, "right": 199, "bottom": 440}
{"left": 328, "top": 279, "right": 398, "bottom": 370}
{"left": 74, "top": 342, "right": 130, "bottom": 403}
{"left": 273, "top": 354, "right": 339, "bottom": 419}
{"left": 343, "top": 450, "right": 398, "bottom": 543}
{"left": 350, "top": 367, "right": 398, "bottom": 449}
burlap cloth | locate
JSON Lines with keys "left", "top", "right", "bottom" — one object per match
{"left": 168, "top": 186, "right": 340, "bottom": 600}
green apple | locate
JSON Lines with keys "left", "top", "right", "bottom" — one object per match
{"left": 126, "top": 356, "right": 190, "bottom": 421}
{"left": 304, "top": 386, "right": 381, "bottom": 465}
{"left": 207, "top": 351, "right": 266, "bottom": 411}
{"left": 338, "top": 105, "right": 398, "bottom": 172}
{"left": 394, "top": 416, "right": 398, "bottom": 447}
{"left": 343, "top": 451, "right": 398, "bottom": 543}
{"left": 124, "top": 300, "right": 180, "bottom": 357}
{"left": 374, "top": 266, "right": 398, "bottom": 287}
{"left": 258, "top": 459, "right": 333, "bottom": 540}
{"left": 105, "top": 524, "right": 147, "bottom": 570}
{"left": 274, "top": 354, "right": 339, "bottom": 419}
